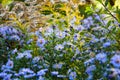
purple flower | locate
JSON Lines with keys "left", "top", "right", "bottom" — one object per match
{"left": 55, "top": 31, "right": 66, "bottom": 39}
{"left": 103, "top": 42, "right": 111, "bottom": 48}
{"left": 27, "top": 39, "right": 33, "bottom": 44}
{"left": 0, "top": 26, "right": 23, "bottom": 41}
{"left": 75, "top": 25, "right": 84, "bottom": 31}
{"left": 24, "top": 52, "right": 32, "bottom": 59}
{"left": 16, "top": 50, "right": 32, "bottom": 59}
{"left": 53, "top": 63, "right": 63, "bottom": 69}
{"left": 24, "top": 73, "right": 36, "bottom": 79}
{"left": 57, "top": 75, "right": 66, "bottom": 78}
{"left": 11, "top": 48, "right": 17, "bottom": 54}
{"left": 95, "top": 53, "right": 107, "bottom": 63}
{"left": 18, "top": 68, "right": 35, "bottom": 78}
{"left": 86, "top": 65, "right": 96, "bottom": 75}
{"left": 32, "top": 56, "right": 40, "bottom": 64}
{"left": 44, "top": 27, "right": 54, "bottom": 36}
{"left": 3, "top": 74, "right": 12, "bottom": 80}
{"left": 37, "top": 70, "right": 45, "bottom": 76}
{"left": 0, "top": 72, "right": 12, "bottom": 80}
{"left": 5, "top": 59, "right": 14, "bottom": 69}
{"left": 91, "top": 38, "right": 99, "bottom": 43}
{"left": 0, "top": 72, "right": 7, "bottom": 78}
{"left": 16, "top": 53, "right": 24, "bottom": 59}
{"left": 37, "top": 69, "right": 48, "bottom": 76}
{"left": 54, "top": 44, "right": 64, "bottom": 51}
{"left": 51, "top": 71, "right": 59, "bottom": 76}
{"left": 36, "top": 38, "right": 46, "bottom": 48}
{"left": 73, "top": 33, "right": 80, "bottom": 41}
{"left": 75, "top": 48, "right": 80, "bottom": 54}
{"left": 84, "top": 58, "right": 95, "bottom": 66}
{"left": 12, "top": 78, "right": 20, "bottom": 80}
{"left": 69, "top": 72, "right": 77, "bottom": 80}
{"left": 107, "top": 68, "right": 120, "bottom": 79}
{"left": 9, "top": 35, "right": 20, "bottom": 41}
{"left": 87, "top": 75, "right": 93, "bottom": 80}
{"left": 19, "top": 68, "right": 34, "bottom": 74}
{"left": 38, "top": 76, "right": 44, "bottom": 80}
{"left": 111, "top": 55, "right": 120, "bottom": 68}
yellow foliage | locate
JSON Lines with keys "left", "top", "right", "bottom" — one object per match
{"left": 1, "top": 0, "right": 13, "bottom": 7}
{"left": 114, "top": 0, "right": 120, "bottom": 8}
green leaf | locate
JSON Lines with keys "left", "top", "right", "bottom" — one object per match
{"left": 106, "top": 20, "right": 112, "bottom": 28}
{"left": 96, "top": 0, "right": 102, "bottom": 3}
{"left": 105, "top": 0, "right": 109, "bottom": 7}
{"left": 2, "top": 0, "right": 13, "bottom": 7}
{"left": 85, "top": 6, "right": 93, "bottom": 16}
{"left": 54, "top": 3, "right": 64, "bottom": 9}
{"left": 41, "top": 10, "right": 53, "bottom": 15}
{"left": 114, "top": 6, "right": 120, "bottom": 22}
{"left": 0, "top": 0, "right": 2, "bottom": 3}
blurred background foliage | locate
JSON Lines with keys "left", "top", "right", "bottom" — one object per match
{"left": 0, "top": 0, "right": 120, "bottom": 31}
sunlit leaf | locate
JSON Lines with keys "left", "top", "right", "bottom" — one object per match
{"left": 105, "top": 0, "right": 109, "bottom": 7}
{"left": 2, "top": 0, "right": 13, "bottom": 7}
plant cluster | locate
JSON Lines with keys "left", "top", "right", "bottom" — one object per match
{"left": 0, "top": 0, "right": 120, "bottom": 80}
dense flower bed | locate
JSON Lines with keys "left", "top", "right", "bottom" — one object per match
{"left": 0, "top": 14, "right": 120, "bottom": 80}
{"left": 0, "top": 0, "right": 120, "bottom": 80}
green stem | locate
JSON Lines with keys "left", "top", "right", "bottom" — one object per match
{"left": 101, "top": 2, "right": 118, "bottom": 22}
{"left": 92, "top": 5, "right": 120, "bottom": 49}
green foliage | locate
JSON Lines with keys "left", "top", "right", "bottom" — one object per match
{"left": 0, "top": 37, "right": 8, "bottom": 66}
{"left": 0, "top": 0, "right": 13, "bottom": 7}
{"left": 115, "top": 7, "right": 120, "bottom": 22}
{"left": 39, "top": 1, "right": 84, "bottom": 30}
{"left": 105, "top": 0, "right": 109, "bottom": 7}
{"left": 1, "top": 0, "right": 120, "bottom": 79}
{"left": 79, "top": 4, "right": 94, "bottom": 18}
